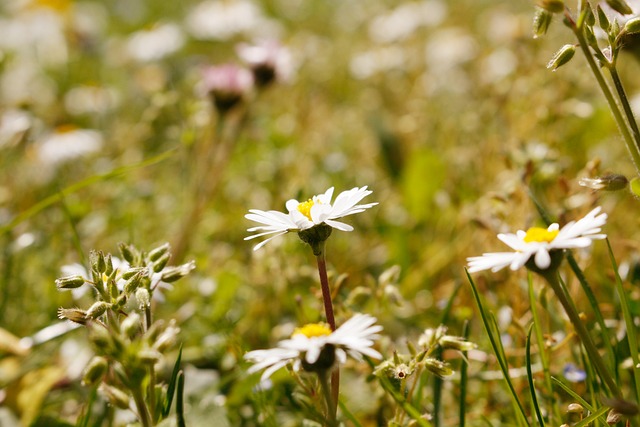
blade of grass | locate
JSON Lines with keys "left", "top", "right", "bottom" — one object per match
{"left": 0, "top": 148, "right": 176, "bottom": 235}
{"left": 526, "top": 324, "right": 546, "bottom": 426}
{"left": 338, "top": 399, "right": 363, "bottom": 427}
{"left": 466, "top": 270, "right": 529, "bottom": 426}
{"left": 606, "top": 239, "right": 640, "bottom": 406}
{"left": 572, "top": 405, "right": 609, "bottom": 427}
{"left": 459, "top": 320, "right": 470, "bottom": 427}
{"left": 176, "top": 370, "right": 186, "bottom": 427}
{"left": 163, "top": 345, "right": 184, "bottom": 417}
{"left": 528, "top": 273, "right": 560, "bottom": 423}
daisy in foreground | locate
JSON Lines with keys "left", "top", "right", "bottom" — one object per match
{"left": 467, "top": 207, "right": 607, "bottom": 273}
{"left": 244, "top": 313, "right": 383, "bottom": 381}
{"left": 245, "top": 186, "right": 377, "bottom": 251}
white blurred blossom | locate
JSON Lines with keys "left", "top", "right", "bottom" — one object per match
{"left": 126, "top": 23, "right": 185, "bottom": 62}
{"left": 36, "top": 127, "right": 103, "bottom": 166}
{"left": 368, "top": 0, "right": 447, "bottom": 44}
{"left": 0, "top": 109, "right": 31, "bottom": 149}
{"left": 64, "top": 86, "right": 120, "bottom": 116}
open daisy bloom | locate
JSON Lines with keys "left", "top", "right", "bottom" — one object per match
{"left": 245, "top": 314, "right": 383, "bottom": 381}
{"left": 467, "top": 207, "right": 607, "bottom": 273}
{"left": 244, "top": 186, "right": 377, "bottom": 251}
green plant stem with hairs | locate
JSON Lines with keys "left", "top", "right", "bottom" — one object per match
{"left": 565, "top": 5, "right": 640, "bottom": 174}
{"left": 314, "top": 242, "right": 340, "bottom": 420}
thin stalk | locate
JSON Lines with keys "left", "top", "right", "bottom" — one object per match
{"left": 315, "top": 244, "right": 339, "bottom": 419}
{"left": 609, "top": 67, "right": 640, "bottom": 153}
{"left": 459, "top": 320, "right": 470, "bottom": 427}
{"left": 318, "top": 372, "right": 337, "bottom": 427}
{"left": 144, "top": 305, "right": 156, "bottom": 420}
{"left": 568, "top": 12, "right": 640, "bottom": 173}
{"left": 132, "top": 384, "right": 153, "bottom": 427}
{"left": 542, "top": 272, "right": 622, "bottom": 398}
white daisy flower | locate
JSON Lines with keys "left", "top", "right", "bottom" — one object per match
{"left": 245, "top": 186, "right": 378, "bottom": 250}
{"left": 467, "top": 207, "right": 607, "bottom": 273}
{"left": 245, "top": 314, "right": 383, "bottom": 381}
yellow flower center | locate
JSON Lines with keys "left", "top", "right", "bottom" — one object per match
{"left": 523, "top": 227, "right": 559, "bottom": 243}
{"left": 294, "top": 323, "right": 332, "bottom": 338}
{"left": 297, "top": 199, "right": 315, "bottom": 221}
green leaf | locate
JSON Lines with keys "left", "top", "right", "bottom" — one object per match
{"left": 163, "top": 345, "right": 184, "bottom": 418}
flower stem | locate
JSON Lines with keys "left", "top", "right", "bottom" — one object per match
{"left": 608, "top": 67, "right": 640, "bottom": 156}
{"left": 132, "top": 383, "right": 153, "bottom": 427}
{"left": 318, "top": 371, "right": 337, "bottom": 427}
{"left": 568, "top": 11, "right": 640, "bottom": 174}
{"left": 542, "top": 271, "right": 622, "bottom": 398}
{"left": 144, "top": 305, "right": 156, "bottom": 421}
{"left": 315, "top": 243, "right": 339, "bottom": 419}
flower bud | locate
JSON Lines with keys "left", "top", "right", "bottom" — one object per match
{"left": 82, "top": 356, "right": 108, "bottom": 386}
{"left": 624, "top": 17, "right": 640, "bottom": 34}
{"left": 58, "top": 307, "right": 87, "bottom": 325}
{"left": 123, "top": 271, "right": 145, "bottom": 294}
{"left": 606, "top": 0, "right": 633, "bottom": 15}
{"left": 161, "top": 260, "right": 196, "bottom": 283}
{"left": 547, "top": 44, "right": 576, "bottom": 71}
{"left": 533, "top": 8, "right": 553, "bottom": 38}
{"left": 121, "top": 267, "right": 147, "bottom": 280}
{"left": 440, "top": 335, "right": 477, "bottom": 352}
{"left": 91, "top": 250, "right": 107, "bottom": 274}
{"left": 153, "top": 319, "right": 180, "bottom": 352}
{"left": 152, "top": 252, "right": 170, "bottom": 273}
{"left": 118, "top": 242, "right": 138, "bottom": 265}
{"left": 579, "top": 174, "right": 628, "bottom": 191}
{"left": 99, "top": 384, "right": 131, "bottom": 409}
{"left": 423, "top": 358, "right": 453, "bottom": 377}
{"left": 86, "top": 301, "right": 110, "bottom": 319}
{"left": 148, "top": 242, "right": 171, "bottom": 262}
{"left": 138, "top": 349, "right": 162, "bottom": 364}
{"left": 597, "top": 5, "right": 611, "bottom": 31}
{"left": 55, "top": 275, "right": 86, "bottom": 290}
{"left": 104, "top": 253, "right": 114, "bottom": 276}
{"left": 567, "top": 403, "right": 584, "bottom": 414}
{"left": 121, "top": 313, "right": 141, "bottom": 340}
{"left": 536, "top": 0, "right": 564, "bottom": 13}
{"left": 606, "top": 409, "right": 623, "bottom": 424}
{"left": 136, "top": 287, "right": 150, "bottom": 310}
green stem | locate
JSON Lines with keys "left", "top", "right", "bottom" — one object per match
{"left": 318, "top": 371, "right": 337, "bottom": 427}
{"left": 145, "top": 306, "right": 156, "bottom": 420}
{"left": 569, "top": 12, "right": 640, "bottom": 173}
{"left": 315, "top": 245, "right": 340, "bottom": 419}
{"left": 132, "top": 384, "right": 153, "bottom": 427}
{"left": 608, "top": 67, "right": 640, "bottom": 155}
{"left": 541, "top": 272, "right": 622, "bottom": 398}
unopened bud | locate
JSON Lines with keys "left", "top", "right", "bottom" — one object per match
{"left": 136, "top": 287, "right": 150, "bottom": 309}
{"left": 584, "top": 4, "right": 596, "bottom": 25}
{"left": 547, "top": 44, "right": 576, "bottom": 71}
{"left": 82, "top": 356, "right": 108, "bottom": 386}
{"left": 118, "top": 242, "right": 138, "bottom": 265}
{"left": 152, "top": 252, "right": 170, "bottom": 273}
{"left": 123, "top": 271, "right": 145, "bottom": 294}
{"left": 161, "top": 260, "right": 196, "bottom": 283}
{"left": 99, "top": 384, "right": 131, "bottom": 409}
{"left": 121, "top": 313, "right": 141, "bottom": 339}
{"left": 91, "top": 250, "right": 106, "bottom": 274}
{"left": 138, "top": 349, "right": 163, "bottom": 364}
{"left": 153, "top": 319, "right": 180, "bottom": 352}
{"left": 58, "top": 307, "right": 87, "bottom": 325}
{"left": 148, "top": 243, "right": 171, "bottom": 262}
{"left": 104, "top": 253, "right": 114, "bottom": 276}
{"left": 597, "top": 5, "right": 611, "bottom": 31}
{"left": 440, "top": 335, "right": 478, "bottom": 352}
{"left": 606, "top": 0, "right": 633, "bottom": 15}
{"left": 121, "top": 267, "right": 147, "bottom": 280}
{"left": 536, "top": 0, "right": 564, "bottom": 13}
{"left": 579, "top": 174, "right": 628, "bottom": 191}
{"left": 56, "top": 275, "right": 86, "bottom": 290}
{"left": 567, "top": 403, "right": 584, "bottom": 414}
{"left": 424, "top": 358, "right": 453, "bottom": 377}
{"left": 606, "top": 408, "right": 623, "bottom": 424}
{"left": 86, "top": 301, "right": 110, "bottom": 319}
{"left": 624, "top": 17, "right": 640, "bottom": 34}
{"left": 533, "top": 8, "right": 553, "bottom": 38}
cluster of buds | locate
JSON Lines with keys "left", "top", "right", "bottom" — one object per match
{"left": 56, "top": 243, "right": 194, "bottom": 420}
{"left": 200, "top": 40, "right": 292, "bottom": 116}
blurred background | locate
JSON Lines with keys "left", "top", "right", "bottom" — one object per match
{"left": 1, "top": 0, "right": 640, "bottom": 425}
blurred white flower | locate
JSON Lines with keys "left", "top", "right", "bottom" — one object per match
{"left": 349, "top": 47, "right": 406, "bottom": 80}
{"left": 245, "top": 186, "right": 378, "bottom": 250}
{"left": 0, "top": 109, "right": 31, "bottom": 149}
{"left": 64, "top": 85, "right": 119, "bottom": 116}
{"left": 36, "top": 126, "right": 103, "bottom": 166}
{"left": 186, "top": 0, "right": 280, "bottom": 41}
{"left": 368, "top": 0, "right": 447, "bottom": 44}
{"left": 245, "top": 314, "right": 383, "bottom": 381}
{"left": 236, "top": 39, "right": 294, "bottom": 86}
{"left": 467, "top": 207, "right": 607, "bottom": 273}
{"left": 425, "top": 28, "right": 477, "bottom": 72}
{"left": 126, "top": 23, "right": 185, "bottom": 62}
